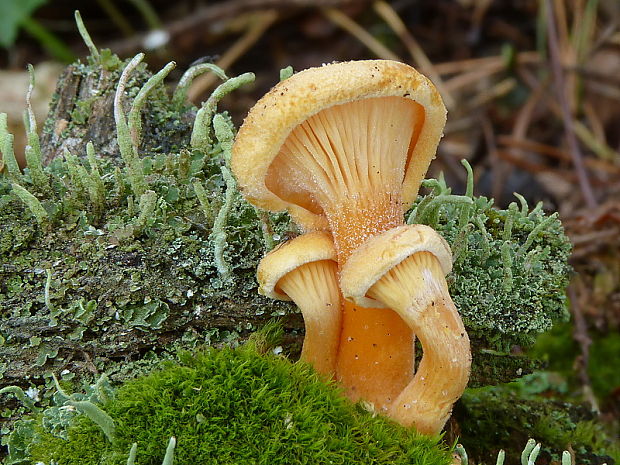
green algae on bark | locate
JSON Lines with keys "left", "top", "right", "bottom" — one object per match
{"left": 455, "top": 373, "right": 619, "bottom": 465}
{"left": 1, "top": 57, "right": 570, "bottom": 385}
{"left": 1, "top": 40, "right": 573, "bottom": 460}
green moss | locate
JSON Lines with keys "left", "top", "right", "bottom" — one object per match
{"left": 589, "top": 332, "right": 620, "bottom": 400}
{"left": 455, "top": 376, "right": 619, "bottom": 465}
{"left": 26, "top": 343, "right": 451, "bottom": 465}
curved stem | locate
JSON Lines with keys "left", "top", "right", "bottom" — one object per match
{"left": 326, "top": 198, "right": 415, "bottom": 411}
{"left": 367, "top": 251, "right": 471, "bottom": 434}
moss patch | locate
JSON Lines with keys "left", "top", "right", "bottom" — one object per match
{"left": 455, "top": 375, "right": 619, "bottom": 465}
{"left": 27, "top": 343, "right": 452, "bottom": 465}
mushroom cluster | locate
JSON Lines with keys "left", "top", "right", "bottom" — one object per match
{"left": 230, "top": 60, "right": 471, "bottom": 435}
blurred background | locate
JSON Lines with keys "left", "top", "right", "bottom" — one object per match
{"left": 1, "top": 0, "right": 619, "bottom": 442}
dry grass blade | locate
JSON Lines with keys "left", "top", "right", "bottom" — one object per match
{"left": 322, "top": 8, "right": 400, "bottom": 61}
{"left": 188, "top": 10, "right": 278, "bottom": 102}
{"left": 372, "top": 0, "right": 455, "bottom": 109}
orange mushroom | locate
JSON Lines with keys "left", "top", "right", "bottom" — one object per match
{"left": 257, "top": 232, "right": 341, "bottom": 376}
{"left": 231, "top": 60, "right": 446, "bottom": 411}
{"left": 341, "top": 225, "right": 471, "bottom": 435}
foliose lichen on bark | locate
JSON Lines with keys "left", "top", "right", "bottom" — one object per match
{"left": 1, "top": 27, "right": 575, "bottom": 460}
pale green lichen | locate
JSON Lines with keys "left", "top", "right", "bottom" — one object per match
{"left": 172, "top": 63, "right": 228, "bottom": 107}
{"left": 279, "top": 65, "right": 294, "bottom": 81}
{"left": 0, "top": 114, "right": 20, "bottom": 181}
{"left": 74, "top": 11, "right": 99, "bottom": 63}
{"left": 132, "top": 190, "right": 158, "bottom": 237}
{"left": 190, "top": 72, "right": 255, "bottom": 151}
{"left": 408, "top": 161, "right": 572, "bottom": 351}
{"left": 8, "top": 183, "right": 48, "bottom": 225}
{"left": 23, "top": 66, "right": 50, "bottom": 193}
{"left": 0, "top": 20, "right": 576, "bottom": 462}
{"left": 114, "top": 53, "right": 149, "bottom": 198}
{"left": 128, "top": 61, "right": 176, "bottom": 148}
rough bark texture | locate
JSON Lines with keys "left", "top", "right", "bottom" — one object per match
{"left": 1, "top": 54, "right": 571, "bottom": 438}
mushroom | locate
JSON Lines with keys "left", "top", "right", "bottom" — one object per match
{"left": 231, "top": 60, "right": 447, "bottom": 410}
{"left": 257, "top": 232, "right": 341, "bottom": 376}
{"left": 340, "top": 224, "right": 471, "bottom": 435}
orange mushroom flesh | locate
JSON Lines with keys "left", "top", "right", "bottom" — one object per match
{"left": 231, "top": 60, "right": 447, "bottom": 412}
{"left": 341, "top": 225, "right": 471, "bottom": 435}
{"left": 257, "top": 232, "right": 342, "bottom": 376}
{"left": 267, "top": 96, "right": 421, "bottom": 407}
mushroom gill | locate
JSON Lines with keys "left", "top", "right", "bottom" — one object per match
{"left": 266, "top": 96, "right": 423, "bottom": 260}
{"left": 257, "top": 232, "right": 342, "bottom": 376}
{"left": 276, "top": 260, "right": 341, "bottom": 375}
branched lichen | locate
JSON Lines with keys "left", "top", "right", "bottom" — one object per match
{"left": 408, "top": 161, "right": 572, "bottom": 351}
{"left": 173, "top": 63, "right": 227, "bottom": 107}
{"left": 190, "top": 72, "right": 255, "bottom": 151}
{"left": 128, "top": 61, "right": 176, "bottom": 148}
{"left": 0, "top": 114, "right": 20, "bottom": 181}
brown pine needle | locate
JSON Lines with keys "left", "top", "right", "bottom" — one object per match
{"left": 372, "top": 0, "right": 455, "bottom": 110}
{"left": 322, "top": 8, "right": 400, "bottom": 61}
{"left": 545, "top": 0, "right": 597, "bottom": 209}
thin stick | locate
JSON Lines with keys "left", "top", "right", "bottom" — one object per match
{"left": 188, "top": 11, "right": 277, "bottom": 101}
{"left": 568, "top": 285, "right": 599, "bottom": 412}
{"left": 322, "top": 8, "right": 400, "bottom": 61}
{"left": 372, "top": 1, "right": 455, "bottom": 109}
{"left": 545, "top": 0, "right": 597, "bottom": 208}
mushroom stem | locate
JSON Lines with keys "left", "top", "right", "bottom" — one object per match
{"left": 366, "top": 251, "right": 471, "bottom": 435}
{"left": 277, "top": 260, "right": 342, "bottom": 376}
{"left": 268, "top": 96, "right": 425, "bottom": 408}
{"left": 327, "top": 197, "right": 415, "bottom": 409}
{"left": 336, "top": 299, "right": 414, "bottom": 410}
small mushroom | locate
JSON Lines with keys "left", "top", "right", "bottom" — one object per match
{"left": 257, "top": 232, "right": 341, "bottom": 376}
{"left": 340, "top": 224, "right": 471, "bottom": 435}
{"left": 231, "top": 60, "right": 447, "bottom": 410}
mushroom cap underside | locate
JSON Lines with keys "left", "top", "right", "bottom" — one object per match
{"left": 231, "top": 60, "right": 447, "bottom": 230}
{"left": 339, "top": 224, "right": 452, "bottom": 308}
{"left": 257, "top": 231, "right": 337, "bottom": 300}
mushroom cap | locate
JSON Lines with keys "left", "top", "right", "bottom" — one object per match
{"left": 339, "top": 224, "right": 452, "bottom": 308}
{"left": 257, "top": 231, "right": 337, "bottom": 300}
{"left": 231, "top": 60, "right": 447, "bottom": 230}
